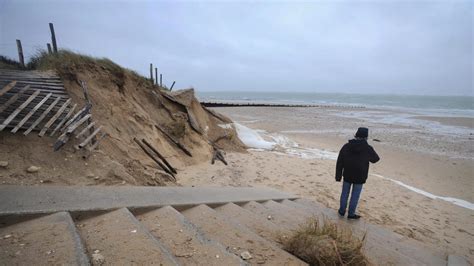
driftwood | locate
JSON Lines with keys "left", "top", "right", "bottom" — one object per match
{"left": 76, "top": 121, "right": 96, "bottom": 139}
{"left": 54, "top": 114, "right": 92, "bottom": 151}
{"left": 134, "top": 138, "right": 176, "bottom": 181}
{"left": 142, "top": 138, "right": 177, "bottom": 174}
{"left": 155, "top": 124, "right": 192, "bottom": 157}
{"left": 185, "top": 106, "right": 203, "bottom": 134}
{"left": 23, "top": 96, "right": 62, "bottom": 135}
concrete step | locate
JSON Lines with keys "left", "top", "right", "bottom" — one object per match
{"left": 241, "top": 201, "right": 303, "bottom": 230}
{"left": 135, "top": 205, "right": 243, "bottom": 265}
{"left": 0, "top": 185, "right": 297, "bottom": 215}
{"left": 74, "top": 208, "right": 179, "bottom": 265}
{"left": 213, "top": 202, "right": 287, "bottom": 245}
{"left": 181, "top": 204, "right": 307, "bottom": 265}
{"left": 0, "top": 212, "right": 89, "bottom": 265}
{"left": 288, "top": 199, "right": 447, "bottom": 266}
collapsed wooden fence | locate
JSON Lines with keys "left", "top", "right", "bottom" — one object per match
{"left": 0, "top": 69, "right": 106, "bottom": 153}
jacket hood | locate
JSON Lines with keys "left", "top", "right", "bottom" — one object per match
{"left": 347, "top": 139, "right": 368, "bottom": 154}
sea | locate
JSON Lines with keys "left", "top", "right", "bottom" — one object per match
{"left": 197, "top": 91, "right": 474, "bottom": 117}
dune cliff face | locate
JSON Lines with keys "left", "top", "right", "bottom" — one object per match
{"left": 0, "top": 60, "right": 245, "bottom": 186}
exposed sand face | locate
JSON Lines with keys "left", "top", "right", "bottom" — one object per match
{"left": 178, "top": 106, "right": 474, "bottom": 261}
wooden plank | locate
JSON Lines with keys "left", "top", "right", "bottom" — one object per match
{"left": 155, "top": 124, "right": 192, "bottom": 157}
{"left": 65, "top": 113, "right": 91, "bottom": 134}
{"left": 16, "top": 40, "right": 25, "bottom": 67}
{"left": 142, "top": 139, "right": 177, "bottom": 174}
{"left": 0, "top": 81, "right": 17, "bottom": 97}
{"left": 0, "top": 80, "right": 64, "bottom": 87}
{"left": 0, "top": 90, "right": 40, "bottom": 131}
{"left": 38, "top": 98, "right": 71, "bottom": 137}
{"left": 23, "top": 96, "right": 62, "bottom": 135}
{"left": 86, "top": 131, "right": 107, "bottom": 153}
{"left": 49, "top": 23, "right": 58, "bottom": 53}
{"left": 78, "top": 126, "right": 102, "bottom": 149}
{"left": 133, "top": 137, "right": 175, "bottom": 180}
{"left": 53, "top": 114, "right": 91, "bottom": 151}
{"left": 60, "top": 105, "right": 89, "bottom": 132}
{"left": 75, "top": 121, "right": 96, "bottom": 139}
{"left": 0, "top": 85, "right": 30, "bottom": 114}
{"left": 49, "top": 103, "right": 77, "bottom": 136}
{"left": 11, "top": 93, "right": 52, "bottom": 133}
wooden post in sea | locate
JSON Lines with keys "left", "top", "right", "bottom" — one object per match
{"left": 149, "top": 63, "right": 154, "bottom": 84}
{"left": 170, "top": 81, "right": 176, "bottom": 91}
{"left": 155, "top": 68, "right": 158, "bottom": 86}
{"left": 49, "top": 23, "right": 58, "bottom": 53}
{"left": 16, "top": 40, "right": 24, "bottom": 67}
{"left": 160, "top": 74, "right": 163, "bottom": 87}
{"left": 47, "top": 43, "right": 52, "bottom": 54}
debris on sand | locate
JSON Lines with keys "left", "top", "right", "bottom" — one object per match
{"left": 26, "top": 166, "right": 40, "bottom": 173}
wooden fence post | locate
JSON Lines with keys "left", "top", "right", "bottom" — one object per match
{"left": 149, "top": 63, "right": 154, "bottom": 84}
{"left": 47, "top": 43, "right": 52, "bottom": 54}
{"left": 49, "top": 23, "right": 58, "bottom": 53}
{"left": 155, "top": 68, "right": 158, "bottom": 85}
{"left": 160, "top": 74, "right": 162, "bottom": 87}
{"left": 16, "top": 40, "right": 24, "bottom": 67}
{"left": 170, "top": 81, "right": 176, "bottom": 91}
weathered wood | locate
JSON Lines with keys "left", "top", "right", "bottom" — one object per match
{"left": 155, "top": 68, "right": 158, "bottom": 86}
{"left": 16, "top": 40, "right": 24, "bottom": 67}
{"left": 53, "top": 113, "right": 91, "bottom": 151}
{"left": 49, "top": 103, "right": 77, "bottom": 136}
{"left": 60, "top": 104, "right": 90, "bottom": 132}
{"left": 149, "top": 63, "right": 153, "bottom": 83}
{"left": 0, "top": 90, "right": 40, "bottom": 131}
{"left": 186, "top": 106, "right": 203, "bottom": 134}
{"left": 159, "top": 74, "right": 162, "bottom": 87}
{"left": 142, "top": 139, "right": 177, "bottom": 174}
{"left": 0, "top": 81, "right": 17, "bottom": 97}
{"left": 76, "top": 121, "right": 96, "bottom": 139}
{"left": 86, "top": 131, "right": 107, "bottom": 152}
{"left": 78, "top": 126, "right": 102, "bottom": 149}
{"left": 212, "top": 148, "right": 228, "bottom": 165}
{"left": 134, "top": 138, "right": 175, "bottom": 180}
{"left": 49, "top": 23, "right": 58, "bottom": 53}
{"left": 47, "top": 43, "right": 52, "bottom": 54}
{"left": 0, "top": 80, "right": 64, "bottom": 87}
{"left": 170, "top": 81, "right": 175, "bottom": 91}
{"left": 0, "top": 85, "right": 30, "bottom": 114}
{"left": 11, "top": 93, "right": 52, "bottom": 133}
{"left": 79, "top": 81, "right": 96, "bottom": 145}
{"left": 155, "top": 124, "right": 192, "bottom": 157}
{"left": 23, "top": 96, "right": 61, "bottom": 135}
{"left": 38, "top": 98, "right": 71, "bottom": 136}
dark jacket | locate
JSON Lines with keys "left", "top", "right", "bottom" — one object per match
{"left": 335, "top": 139, "right": 380, "bottom": 184}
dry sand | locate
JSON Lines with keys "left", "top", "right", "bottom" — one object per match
{"left": 178, "top": 106, "right": 474, "bottom": 261}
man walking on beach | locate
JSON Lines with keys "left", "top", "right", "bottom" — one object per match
{"left": 336, "top": 127, "right": 380, "bottom": 220}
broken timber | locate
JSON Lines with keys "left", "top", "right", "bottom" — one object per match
{"left": 155, "top": 124, "right": 192, "bottom": 157}
{"left": 0, "top": 90, "right": 40, "bottom": 131}
{"left": 142, "top": 139, "right": 177, "bottom": 174}
{"left": 39, "top": 98, "right": 71, "bottom": 136}
{"left": 11, "top": 92, "right": 52, "bottom": 133}
{"left": 133, "top": 138, "right": 176, "bottom": 181}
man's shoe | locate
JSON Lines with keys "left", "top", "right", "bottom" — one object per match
{"left": 338, "top": 210, "right": 345, "bottom": 217}
{"left": 347, "top": 214, "right": 361, "bottom": 220}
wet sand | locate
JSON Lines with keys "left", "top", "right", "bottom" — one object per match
{"left": 178, "top": 106, "right": 474, "bottom": 261}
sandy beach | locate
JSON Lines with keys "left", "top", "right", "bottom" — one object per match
{"left": 178, "top": 106, "right": 474, "bottom": 261}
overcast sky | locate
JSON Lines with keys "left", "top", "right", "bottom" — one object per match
{"left": 0, "top": 0, "right": 472, "bottom": 95}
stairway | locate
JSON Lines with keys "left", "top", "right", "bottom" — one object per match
{"left": 0, "top": 185, "right": 457, "bottom": 265}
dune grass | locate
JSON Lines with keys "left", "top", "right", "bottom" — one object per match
{"left": 282, "top": 217, "right": 370, "bottom": 266}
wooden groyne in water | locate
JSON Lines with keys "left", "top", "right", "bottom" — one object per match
{"left": 200, "top": 101, "right": 365, "bottom": 109}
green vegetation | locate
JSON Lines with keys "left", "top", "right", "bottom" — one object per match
{"left": 282, "top": 217, "right": 370, "bottom": 266}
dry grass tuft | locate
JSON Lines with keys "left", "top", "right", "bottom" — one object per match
{"left": 282, "top": 217, "right": 370, "bottom": 266}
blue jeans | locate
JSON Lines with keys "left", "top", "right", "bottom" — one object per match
{"left": 339, "top": 181, "right": 363, "bottom": 216}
